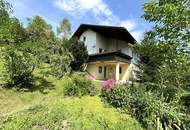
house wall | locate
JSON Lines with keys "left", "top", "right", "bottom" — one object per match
{"left": 96, "top": 33, "right": 108, "bottom": 52}
{"left": 108, "top": 39, "right": 133, "bottom": 57}
{"left": 119, "top": 63, "right": 133, "bottom": 81}
{"left": 86, "top": 63, "right": 105, "bottom": 80}
{"left": 79, "top": 30, "right": 133, "bottom": 57}
{"left": 86, "top": 62, "right": 132, "bottom": 81}
{"left": 80, "top": 29, "right": 97, "bottom": 54}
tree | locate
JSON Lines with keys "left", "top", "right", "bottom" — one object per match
{"left": 133, "top": 31, "right": 165, "bottom": 83}
{"left": 65, "top": 38, "right": 88, "bottom": 71}
{"left": 26, "top": 16, "right": 55, "bottom": 41}
{"left": 0, "top": 0, "right": 12, "bottom": 16}
{"left": 130, "top": 0, "right": 190, "bottom": 129}
{"left": 49, "top": 39, "right": 73, "bottom": 78}
{"left": 1, "top": 18, "right": 26, "bottom": 44}
{"left": 0, "top": 0, "right": 26, "bottom": 44}
{"left": 57, "top": 18, "right": 71, "bottom": 39}
{"left": 3, "top": 45, "right": 36, "bottom": 88}
{"left": 140, "top": 0, "right": 190, "bottom": 93}
{"left": 143, "top": 0, "right": 190, "bottom": 47}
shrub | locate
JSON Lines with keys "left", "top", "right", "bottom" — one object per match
{"left": 100, "top": 80, "right": 128, "bottom": 108}
{"left": 3, "top": 46, "right": 35, "bottom": 88}
{"left": 100, "top": 82, "right": 189, "bottom": 129}
{"left": 63, "top": 73, "right": 98, "bottom": 97}
{"left": 125, "top": 84, "right": 188, "bottom": 130}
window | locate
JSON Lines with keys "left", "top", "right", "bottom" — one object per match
{"left": 83, "top": 36, "right": 86, "bottom": 42}
{"left": 119, "top": 67, "right": 122, "bottom": 74}
{"left": 99, "top": 48, "right": 103, "bottom": 53}
{"left": 99, "top": 66, "right": 102, "bottom": 73}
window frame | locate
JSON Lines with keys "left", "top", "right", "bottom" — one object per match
{"left": 99, "top": 48, "right": 103, "bottom": 53}
{"left": 99, "top": 66, "right": 102, "bottom": 73}
{"left": 83, "top": 36, "right": 86, "bottom": 42}
{"left": 119, "top": 67, "right": 122, "bottom": 74}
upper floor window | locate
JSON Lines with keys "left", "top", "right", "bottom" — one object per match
{"left": 83, "top": 36, "right": 86, "bottom": 42}
{"left": 99, "top": 48, "right": 103, "bottom": 53}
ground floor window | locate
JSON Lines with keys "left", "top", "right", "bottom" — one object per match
{"left": 99, "top": 66, "right": 102, "bottom": 73}
{"left": 119, "top": 67, "right": 122, "bottom": 74}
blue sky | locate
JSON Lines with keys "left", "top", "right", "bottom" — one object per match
{"left": 8, "top": 0, "right": 152, "bottom": 41}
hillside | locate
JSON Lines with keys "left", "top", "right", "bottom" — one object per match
{"left": 0, "top": 61, "right": 143, "bottom": 129}
{"left": 0, "top": 96, "right": 143, "bottom": 130}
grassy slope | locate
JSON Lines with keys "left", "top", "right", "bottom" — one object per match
{"left": 0, "top": 96, "right": 143, "bottom": 130}
{"left": 0, "top": 77, "right": 143, "bottom": 130}
{"left": 0, "top": 47, "right": 143, "bottom": 129}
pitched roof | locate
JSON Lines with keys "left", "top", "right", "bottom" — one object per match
{"left": 72, "top": 24, "right": 136, "bottom": 44}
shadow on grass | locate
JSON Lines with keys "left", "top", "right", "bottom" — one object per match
{"left": 3, "top": 77, "right": 55, "bottom": 94}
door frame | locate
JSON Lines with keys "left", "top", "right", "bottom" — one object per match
{"left": 104, "top": 66, "right": 107, "bottom": 79}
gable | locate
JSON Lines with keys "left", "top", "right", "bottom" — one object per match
{"left": 73, "top": 24, "right": 136, "bottom": 44}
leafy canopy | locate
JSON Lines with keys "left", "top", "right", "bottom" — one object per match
{"left": 143, "top": 0, "right": 190, "bottom": 47}
{"left": 26, "top": 16, "right": 55, "bottom": 41}
{"left": 57, "top": 18, "right": 71, "bottom": 39}
{"left": 0, "top": 0, "right": 25, "bottom": 44}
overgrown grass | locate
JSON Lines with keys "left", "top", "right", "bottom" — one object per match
{"left": 0, "top": 76, "right": 143, "bottom": 129}
{"left": 0, "top": 48, "right": 143, "bottom": 129}
{"left": 0, "top": 96, "right": 143, "bottom": 130}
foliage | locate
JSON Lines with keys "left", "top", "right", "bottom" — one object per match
{"left": 0, "top": 0, "right": 26, "bottom": 44}
{"left": 124, "top": 84, "right": 186, "bottom": 130}
{"left": 132, "top": 31, "right": 165, "bottom": 83}
{"left": 0, "top": 0, "right": 12, "bottom": 13}
{"left": 102, "top": 83, "right": 188, "bottom": 129}
{"left": 0, "top": 0, "right": 12, "bottom": 27}
{"left": 26, "top": 16, "right": 55, "bottom": 41}
{"left": 3, "top": 45, "right": 35, "bottom": 88}
{"left": 143, "top": 0, "right": 190, "bottom": 47}
{"left": 0, "top": 96, "right": 143, "bottom": 130}
{"left": 18, "top": 39, "right": 73, "bottom": 79}
{"left": 138, "top": 0, "right": 190, "bottom": 84}
{"left": 156, "top": 53, "right": 190, "bottom": 102}
{"left": 63, "top": 73, "right": 98, "bottom": 97}
{"left": 57, "top": 18, "right": 71, "bottom": 39}
{"left": 100, "top": 84, "right": 128, "bottom": 108}
{"left": 130, "top": 1, "right": 190, "bottom": 129}
{"left": 48, "top": 39, "right": 73, "bottom": 78}
{"left": 65, "top": 37, "right": 88, "bottom": 71}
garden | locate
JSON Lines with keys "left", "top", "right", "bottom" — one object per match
{"left": 0, "top": 0, "right": 190, "bottom": 129}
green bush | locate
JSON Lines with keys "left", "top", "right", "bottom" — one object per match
{"left": 3, "top": 46, "right": 35, "bottom": 89}
{"left": 100, "top": 84, "right": 128, "bottom": 108}
{"left": 63, "top": 73, "right": 98, "bottom": 97}
{"left": 125, "top": 84, "right": 187, "bottom": 130}
{"left": 100, "top": 83, "right": 189, "bottom": 129}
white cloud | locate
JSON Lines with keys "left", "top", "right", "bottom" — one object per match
{"left": 131, "top": 30, "right": 144, "bottom": 41}
{"left": 120, "top": 20, "right": 144, "bottom": 41}
{"left": 120, "top": 20, "right": 136, "bottom": 31}
{"left": 54, "top": 0, "right": 144, "bottom": 41}
{"left": 54, "top": 0, "right": 119, "bottom": 24}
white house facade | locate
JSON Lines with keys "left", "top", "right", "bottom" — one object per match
{"left": 73, "top": 24, "right": 137, "bottom": 81}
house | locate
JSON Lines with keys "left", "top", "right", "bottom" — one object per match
{"left": 73, "top": 24, "right": 137, "bottom": 81}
